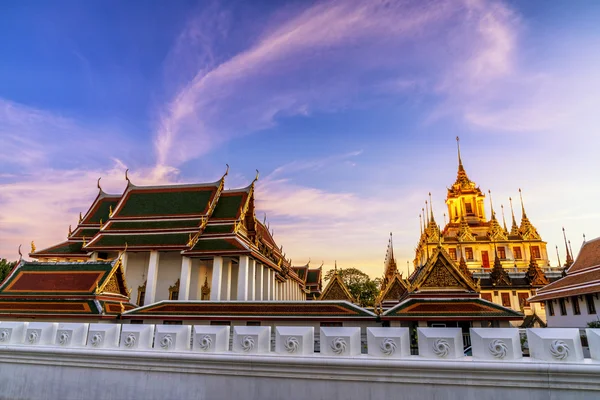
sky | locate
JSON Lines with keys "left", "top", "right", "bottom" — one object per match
{"left": 1, "top": 0, "right": 600, "bottom": 279}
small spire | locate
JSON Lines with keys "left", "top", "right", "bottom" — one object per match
{"left": 518, "top": 188, "right": 527, "bottom": 218}
{"left": 568, "top": 240, "right": 573, "bottom": 261}
{"left": 334, "top": 261, "right": 338, "bottom": 272}
{"left": 501, "top": 205, "right": 508, "bottom": 232}
{"left": 562, "top": 227, "right": 573, "bottom": 266}
{"left": 428, "top": 192, "right": 435, "bottom": 223}
{"left": 443, "top": 213, "right": 447, "bottom": 226}
{"left": 425, "top": 200, "right": 429, "bottom": 225}
{"left": 419, "top": 214, "right": 423, "bottom": 236}
{"left": 555, "top": 245, "right": 561, "bottom": 268}
{"left": 79, "top": 212, "right": 83, "bottom": 223}
{"left": 583, "top": 233, "right": 586, "bottom": 243}
{"left": 508, "top": 197, "right": 518, "bottom": 235}
{"left": 488, "top": 190, "right": 496, "bottom": 219}
{"left": 421, "top": 208, "right": 426, "bottom": 233}
{"left": 456, "top": 136, "right": 464, "bottom": 171}
{"left": 68, "top": 225, "right": 72, "bottom": 236}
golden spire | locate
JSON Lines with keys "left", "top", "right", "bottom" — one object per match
{"left": 425, "top": 200, "right": 430, "bottom": 227}
{"left": 518, "top": 188, "right": 527, "bottom": 219}
{"left": 419, "top": 214, "right": 423, "bottom": 236}
{"left": 488, "top": 190, "right": 496, "bottom": 219}
{"left": 508, "top": 197, "right": 519, "bottom": 235}
{"left": 562, "top": 227, "right": 573, "bottom": 266}
{"left": 30, "top": 241, "right": 36, "bottom": 253}
{"left": 421, "top": 208, "right": 426, "bottom": 233}
{"left": 428, "top": 192, "right": 435, "bottom": 223}
{"left": 109, "top": 205, "right": 113, "bottom": 218}
{"left": 501, "top": 204, "right": 508, "bottom": 232}
{"left": 99, "top": 218, "right": 103, "bottom": 228}
{"left": 456, "top": 136, "right": 464, "bottom": 172}
{"left": 68, "top": 225, "right": 72, "bottom": 236}
{"left": 555, "top": 245, "right": 561, "bottom": 268}
{"left": 79, "top": 212, "right": 83, "bottom": 223}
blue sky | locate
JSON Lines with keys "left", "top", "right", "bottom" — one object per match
{"left": 1, "top": 0, "right": 600, "bottom": 278}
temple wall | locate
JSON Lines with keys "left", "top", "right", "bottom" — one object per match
{"left": 0, "top": 326, "right": 598, "bottom": 400}
{"left": 125, "top": 252, "right": 150, "bottom": 304}
{"left": 545, "top": 295, "right": 600, "bottom": 328}
{"left": 154, "top": 252, "right": 181, "bottom": 301}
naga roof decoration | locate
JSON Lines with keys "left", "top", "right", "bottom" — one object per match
{"left": 410, "top": 246, "right": 477, "bottom": 293}
{"left": 526, "top": 255, "right": 549, "bottom": 286}
{"left": 0, "top": 258, "right": 135, "bottom": 318}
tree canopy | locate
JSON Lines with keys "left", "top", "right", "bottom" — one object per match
{"left": 0, "top": 258, "right": 17, "bottom": 284}
{"left": 323, "top": 267, "right": 381, "bottom": 307}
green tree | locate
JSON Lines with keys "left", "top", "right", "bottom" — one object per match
{"left": 0, "top": 258, "right": 18, "bottom": 283}
{"left": 323, "top": 267, "right": 381, "bottom": 307}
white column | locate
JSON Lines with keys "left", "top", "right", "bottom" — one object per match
{"left": 90, "top": 252, "right": 98, "bottom": 261}
{"left": 265, "top": 269, "right": 271, "bottom": 300}
{"left": 272, "top": 270, "right": 276, "bottom": 300}
{"left": 256, "top": 263, "right": 263, "bottom": 300}
{"left": 119, "top": 252, "right": 129, "bottom": 273}
{"left": 248, "top": 258, "right": 255, "bottom": 301}
{"left": 179, "top": 256, "right": 192, "bottom": 301}
{"left": 144, "top": 251, "right": 160, "bottom": 305}
{"left": 223, "top": 259, "right": 232, "bottom": 300}
{"left": 210, "top": 256, "right": 223, "bottom": 300}
{"left": 237, "top": 255, "right": 249, "bottom": 301}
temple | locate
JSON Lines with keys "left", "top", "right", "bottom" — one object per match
{"left": 400, "top": 138, "right": 563, "bottom": 326}
{"left": 25, "top": 168, "right": 308, "bottom": 307}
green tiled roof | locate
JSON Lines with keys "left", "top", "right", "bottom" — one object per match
{"left": 87, "top": 199, "right": 119, "bottom": 223}
{"left": 306, "top": 270, "right": 319, "bottom": 284}
{"left": 42, "top": 241, "right": 86, "bottom": 255}
{"left": 203, "top": 224, "right": 234, "bottom": 234}
{"left": 93, "top": 233, "right": 190, "bottom": 247}
{"left": 74, "top": 228, "right": 100, "bottom": 238}
{"left": 212, "top": 194, "right": 244, "bottom": 219}
{"left": 295, "top": 268, "right": 306, "bottom": 279}
{"left": 191, "top": 239, "right": 244, "bottom": 252}
{"left": 117, "top": 189, "right": 214, "bottom": 217}
{"left": 106, "top": 219, "right": 200, "bottom": 230}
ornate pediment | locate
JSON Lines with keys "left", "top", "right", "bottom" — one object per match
{"left": 457, "top": 218, "right": 475, "bottom": 242}
{"left": 319, "top": 273, "right": 355, "bottom": 303}
{"left": 526, "top": 259, "right": 549, "bottom": 286}
{"left": 519, "top": 217, "right": 541, "bottom": 240}
{"left": 379, "top": 274, "right": 408, "bottom": 302}
{"left": 490, "top": 257, "right": 511, "bottom": 287}
{"left": 488, "top": 217, "right": 508, "bottom": 241}
{"left": 411, "top": 247, "right": 477, "bottom": 292}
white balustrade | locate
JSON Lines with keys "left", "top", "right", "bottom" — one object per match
{"left": 417, "top": 328, "right": 463, "bottom": 359}
{"left": 0, "top": 322, "right": 28, "bottom": 345}
{"left": 320, "top": 327, "right": 361, "bottom": 357}
{"left": 470, "top": 328, "right": 522, "bottom": 360}
{"left": 275, "top": 326, "right": 314, "bottom": 356}
{"left": 586, "top": 329, "right": 600, "bottom": 361}
{"left": 527, "top": 328, "right": 584, "bottom": 362}
{"left": 154, "top": 325, "right": 192, "bottom": 352}
{"left": 233, "top": 326, "right": 271, "bottom": 354}
{"left": 55, "top": 323, "right": 89, "bottom": 347}
{"left": 24, "top": 322, "right": 58, "bottom": 346}
{"left": 192, "top": 326, "right": 230, "bottom": 353}
{"left": 87, "top": 324, "right": 121, "bottom": 349}
{"left": 120, "top": 324, "right": 155, "bottom": 350}
{"left": 367, "top": 327, "right": 410, "bottom": 358}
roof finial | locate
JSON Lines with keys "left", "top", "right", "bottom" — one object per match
{"left": 223, "top": 164, "right": 230, "bottom": 178}
{"left": 18, "top": 244, "right": 22, "bottom": 260}
{"left": 488, "top": 190, "right": 496, "bottom": 219}
{"left": 500, "top": 204, "right": 507, "bottom": 231}
{"left": 253, "top": 169, "right": 260, "bottom": 183}
{"left": 30, "top": 241, "right": 36, "bottom": 253}
{"left": 68, "top": 225, "right": 72, "bottom": 236}
{"left": 562, "top": 227, "right": 573, "bottom": 266}
{"left": 555, "top": 245, "right": 561, "bottom": 268}
{"left": 421, "top": 208, "right": 426, "bottom": 232}
{"left": 518, "top": 188, "right": 527, "bottom": 218}
{"left": 263, "top": 212, "right": 267, "bottom": 225}
{"left": 428, "top": 192, "right": 435, "bottom": 223}
{"left": 425, "top": 200, "right": 429, "bottom": 226}
{"left": 568, "top": 240, "right": 573, "bottom": 261}
{"left": 97, "top": 177, "right": 102, "bottom": 191}
{"left": 456, "top": 136, "right": 463, "bottom": 170}
{"left": 443, "top": 213, "right": 447, "bottom": 226}
{"left": 79, "top": 212, "right": 83, "bottom": 223}
{"left": 419, "top": 214, "right": 423, "bottom": 236}
{"left": 583, "top": 233, "right": 586, "bottom": 243}
{"left": 334, "top": 260, "right": 338, "bottom": 272}
{"left": 125, "top": 168, "right": 130, "bottom": 183}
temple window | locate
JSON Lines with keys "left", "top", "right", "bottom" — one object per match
{"left": 559, "top": 298, "right": 567, "bottom": 315}
{"left": 465, "top": 202, "right": 474, "bottom": 216}
{"left": 513, "top": 247, "right": 522, "bottom": 260}
{"left": 449, "top": 248, "right": 457, "bottom": 260}
{"left": 465, "top": 247, "right": 474, "bottom": 260}
{"left": 531, "top": 246, "right": 541, "bottom": 259}
{"left": 586, "top": 294, "right": 597, "bottom": 314}
{"left": 501, "top": 293, "right": 511, "bottom": 307}
{"left": 498, "top": 246, "right": 506, "bottom": 260}
{"left": 481, "top": 251, "right": 490, "bottom": 268}
{"left": 481, "top": 293, "right": 492, "bottom": 302}
{"left": 169, "top": 279, "right": 180, "bottom": 301}
{"left": 572, "top": 296, "right": 581, "bottom": 315}
{"left": 518, "top": 293, "right": 530, "bottom": 308}
{"left": 548, "top": 301, "right": 555, "bottom": 316}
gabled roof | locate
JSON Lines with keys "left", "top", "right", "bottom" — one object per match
{"left": 378, "top": 273, "right": 408, "bottom": 303}
{"left": 410, "top": 246, "right": 477, "bottom": 292}
{"left": 382, "top": 298, "right": 523, "bottom": 320}
{"left": 122, "top": 300, "right": 376, "bottom": 319}
{"left": 319, "top": 270, "right": 355, "bottom": 303}
{"left": 292, "top": 263, "right": 309, "bottom": 282}
{"left": 529, "top": 236, "right": 600, "bottom": 303}
{"left": 0, "top": 258, "right": 134, "bottom": 318}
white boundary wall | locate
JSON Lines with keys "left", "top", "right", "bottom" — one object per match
{"left": 0, "top": 323, "right": 599, "bottom": 400}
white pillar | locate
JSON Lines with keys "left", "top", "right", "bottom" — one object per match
{"left": 90, "top": 252, "right": 98, "bottom": 261}
{"left": 256, "top": 263, "right": 263, "bottom": 300}
{"left": 144, "top": 251, "right": 160, "bottom": 305}
{"left": 265, "top": 269, "right": 271, "bottom": 300}
{"left": 210, "top": 256, "right": 223, "bottom": 300}
{"left": 119, "top": 252, "right": 129, "bottom": 273}
{"left": 237, "top": 255, "right": 249, "bottom": 301}
{"left": 248, "top": 259, "right": 255, "bottom": 301}
{"left": 272, "top": 270, "right": 276, "bottom": 300}
{"left": 223, "top": 259, "right": 232, "bottom": 300}
{"left": 179, "top": 256, "right": 192, "bottom": 301}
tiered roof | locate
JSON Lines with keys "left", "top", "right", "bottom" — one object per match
{"left": 319, "top": 267, "right": 355, "bottom": 303}
{"left": 292, "top": 261, "right": 323, "bottom": 299}
{"left": 529, "top": 237, "right": 600, "bottom": 303}
{"left": 0, "top": 258, "right": 135, "bottom": 319}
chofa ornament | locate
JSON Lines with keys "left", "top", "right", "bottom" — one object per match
{"left": 0, "top": 329, "right": 10, "bottom": 342}
{"left": 379, "top": 338, "right": 397, "bottom": 356}
{"left": 58, "top": 331, "right": 70, "bottom": 346}
{"left": 331, "top": 337, "right": 347, "bottom": 355}
{"left": 488, "top": 339, "right": 508, "bottom": 359}
{"left": 124, "top": 333, "right": 137, "bottom": 348}
{"left": 28, "top": 330, "right": 40, "bottom": 344}
{"left": 159, "top": 334, "right": 173, "bottom": 350}
{"left": 90, "top": 332, "right": 103, "bottom": 347}
{"left": 549, "top": 340, "right": 570, "bottom": 360}
{"left": 198, "top": 335, "right": 212, "bottom": 351}
{"left": 432, "top": 339, "right": 450, "bottom": 358}
{"left": 284, "top": 336, "right": 300, "bottom": 354}
{"left": 241, "top": 335, "right": 255, "bottom": 352}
